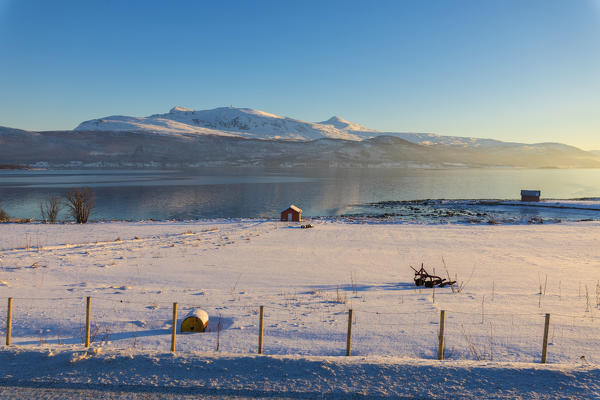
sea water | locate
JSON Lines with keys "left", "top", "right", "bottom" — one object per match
{"left": 1, "top": 168, "right": 599, "bottom": 223}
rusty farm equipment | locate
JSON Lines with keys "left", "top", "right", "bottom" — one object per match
{"left": 411, "top": 264, "right": 456, "bottom": 288}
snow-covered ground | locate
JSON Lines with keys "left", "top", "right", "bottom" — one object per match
{"left": 1, "top": 220, "right": 599, "bottom": 398}
{"left": 1, "top": 350, "right": 598, "bottom": 399}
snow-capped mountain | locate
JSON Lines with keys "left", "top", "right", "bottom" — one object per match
{"left": 75, "top": 106, "right": 375, "bottom": 141}
{"left": 74, "top": 106, "right": 504, "bottom": 146}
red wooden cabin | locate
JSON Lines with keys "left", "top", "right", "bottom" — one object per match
{"left": 521, "top": 190, "right": 541, "bottom": 202}
{"left": 281, "top": 205, "right": 302, "bottom": 222}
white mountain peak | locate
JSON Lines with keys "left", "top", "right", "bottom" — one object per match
{"left": 169, "top": 106, "right": 193, "bottom": 113}
{"left": 319, "top": 116, "right": 376, "bottom": 132}
{"left": 325, "top": 116, "right": 349, "bottom": 123}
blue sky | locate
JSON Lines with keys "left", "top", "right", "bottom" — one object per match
{"left": 0, "top": 0, "right": 599, "bottom": 149}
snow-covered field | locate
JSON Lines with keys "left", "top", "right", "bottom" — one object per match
{"left": 1, "top": 220, "right": 599, "bottom": 398}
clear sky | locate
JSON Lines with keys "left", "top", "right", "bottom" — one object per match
{"left": 0, "top": 0, "right": 599, "bottom": 149}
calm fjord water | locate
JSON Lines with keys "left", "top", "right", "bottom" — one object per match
{"left": 1, "top": 168, "right": 599, "bottom": 222}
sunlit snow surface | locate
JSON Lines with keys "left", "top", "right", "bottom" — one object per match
{"left": 1, "top": 220, "right": 600, "bottom": 397}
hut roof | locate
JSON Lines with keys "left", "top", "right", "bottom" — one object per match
{"left": 521, "top": 190, "right": 541, "bottom": 196}
{"left": 284, "top": 205, "right": 302, "bottom": 213}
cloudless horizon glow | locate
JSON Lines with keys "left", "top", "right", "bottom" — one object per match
{"left": 0, "top": 0, "right": 598, "bottom": 149}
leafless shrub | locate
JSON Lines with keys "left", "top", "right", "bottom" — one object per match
{"left": 441, "top": 257, "right": 456, "bottom": 293}
{"left": 585, "top": 285, "right": 591, "bottom": 313}
{"left": 481, "top": 295, "right": 485, "bottom": 324}
{"left": 442, "top": 257, "right": 474, "bottom": 293}
{"left": 78, "top": 311, "right": 111, "bottom": 345}
{"left": 334, "top": 286, "right": 347, "bottom": 304}
{"left": 230, "top": 273, "right": 242, "bottom": 296}
{"left": 350, "top": 271, "right": 358, "bottom": 296}
{"left": 559, "top": 280, "right": 562, "bottom": 300}
{"left": 65, "top": 187, "right": 95, "bottom": 223}
{"left": 487, "top": 322, "right": 495, "bottom": 361}
{"left": 40, "top": 195, "right": 62, "bottom": 223}
{"left": 460, "top": 324, "right": 482, "bottom": 360}
{"left": 0, "top": 207, "right": 9, "bottom": 222}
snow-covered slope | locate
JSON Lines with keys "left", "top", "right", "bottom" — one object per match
{"left": 72, "top": 106, "right": 594, "bottom": 151}
{"left": 76, "top": 107, "right": 372, "bottom": 141}
{"left": 380, "top": 131, "right": 509, "bottom": 147}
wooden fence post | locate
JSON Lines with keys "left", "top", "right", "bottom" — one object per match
{"left": 258, "top": 305, "right": 264, "bottom": 354}
{"left": 6, "top": 297, "right": 12, "bottom": 346}
{"left": 171, "top": 302, "right": 177, "bottom": 353}
{"left": 85, "top": 296, "right": 91, "bottom": 347}
{"left": 437, "top": 310, "right": 445, "bottom": 360}
{"left": 346, "top": 309, "right": 353, "bottom": 356}
{"left": 541, "top": 313, "right": 550, "bottom": 363}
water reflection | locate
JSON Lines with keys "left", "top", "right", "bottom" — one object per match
{"left": 0, "top": 168, "right": 599, "bottom": 222}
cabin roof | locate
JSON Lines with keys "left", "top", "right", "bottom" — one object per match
{"left": 521, "top": 190, "right": 541, "bottom": 196}
{"left": 283, "top": 204, "right": 302, "bottom": 213}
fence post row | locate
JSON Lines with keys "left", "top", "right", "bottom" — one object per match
{"left": 6, "top": 297, "right": 12, "bottom": 346}
{"left": 85, "top": 296, "right": 91, "bottom": 348}
{"left": 171, "top": 302, "right": 177, "bottom": 353}
{"left": 2, "top": 298, "right": 558, "bottom": 364}
{"left": 541, "top": 313, "right": 550, "bottom": 364}
{"left": 258, "top": 305, "right": 264, "bottom": 354}
{"left": 437, "top": 310, "right": 445, "bottom": 360}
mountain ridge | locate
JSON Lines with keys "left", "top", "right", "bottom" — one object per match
{"left": 2, "top": 106, "right": 599, "bottom": 169}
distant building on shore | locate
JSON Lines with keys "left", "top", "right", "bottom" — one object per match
{"left": 281, "top": 205, "right": 302, "bottom": 221}
{"left": 521, "top": 190, "right": 541, "bottom": 202}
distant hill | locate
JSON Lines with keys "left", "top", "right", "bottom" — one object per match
{"left": 1, "top": 106, "right": 599, "bottom": 169}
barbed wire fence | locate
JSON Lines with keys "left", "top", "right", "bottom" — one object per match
{"left": 2, "top": 295, "right": 599, "bottom": 364}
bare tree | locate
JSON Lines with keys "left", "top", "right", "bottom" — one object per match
{"left": 40, "top": 195, "right": 63, "bottom": 223}
{"left": 65, "top": 187, "right": 95, "bottom": 223}
{"left": 0, "top": 206, "right": 8, "bottom": 222}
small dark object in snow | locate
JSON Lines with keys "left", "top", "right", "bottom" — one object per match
{"left": 300, "top": 224, "right": 314, "bottom": 229}
{"left": 410, "top": 263, "right": 456, "bottom": 288}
